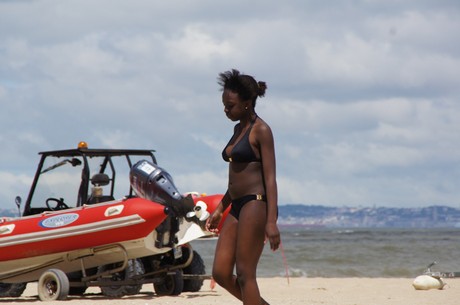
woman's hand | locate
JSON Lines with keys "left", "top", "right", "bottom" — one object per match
{"left": 265, "top": 222, "right": 280, "bottom": 251}
{"left": 206, "top": 210, "right": 223, "bottom": 233}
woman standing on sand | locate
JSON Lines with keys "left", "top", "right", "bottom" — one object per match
{"left": 206, "top": 69, "right": 280, "bottom": 305}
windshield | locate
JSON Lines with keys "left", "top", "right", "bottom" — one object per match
{"left": 28, "top": 153, "right": 155, "bottom": 211}
{"left": 30, "top": 156, "right": 84, "bottom": 209}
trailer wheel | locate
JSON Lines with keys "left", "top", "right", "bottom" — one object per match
{"left": 37, "top": 269, "right": 69, "bottom": 301}
{"left": 66, "top": 271, "right": 87, "bottom": 295}
{"left": 0, "top": 283, "right": 27, "bottom": 297}
{"left": 154, "top": 269, "right": 184, "bottom": 296}
{"left": 183, "top": 250, "right": 206, "bottom": 292}
{"left": 98, "top": 259, "right": 145, "bottom": 297}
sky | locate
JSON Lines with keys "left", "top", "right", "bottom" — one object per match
{"left": 1, "top": 0, "right": 459, "bottom": 210}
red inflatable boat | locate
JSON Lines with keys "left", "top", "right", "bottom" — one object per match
{"left": 0, "top": 143, "right": 226, "bottom": 301}
{"left": 0, "top": 197, "right": 167, "bottom": 282}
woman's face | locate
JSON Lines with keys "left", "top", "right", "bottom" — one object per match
{"left": 222, "top": 89, "right": 247, "bottom": 121}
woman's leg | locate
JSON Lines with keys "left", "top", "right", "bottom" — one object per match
{"left": 236, "top": 200, "right": 268, "bottom": 305}
{"left": 211, "top": 214, "right": 243, "bottom": 300}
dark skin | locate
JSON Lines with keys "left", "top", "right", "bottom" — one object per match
{"left": 206, "top": 89, "right": 280, "bottom": 305}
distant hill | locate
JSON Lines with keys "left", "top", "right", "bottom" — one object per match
{"left": 0, "top": 208, "right": 19, "bottom": 218}
{"left": 2, "top": 204, "right": 460, "bottom": 228}
{"left": 278, "top": 204, "right": 460, "bottom": 228}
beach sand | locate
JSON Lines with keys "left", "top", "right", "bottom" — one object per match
{"left": 1, "top": 277, "right": 458, "bottom": 305}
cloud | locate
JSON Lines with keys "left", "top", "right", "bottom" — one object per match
{"left": 166, "top": 24, "right": 233, "bottom": 65}
{"left": 0, "top": 1, "right": 459, "bottom": 210}
{"left": 0, "top": 171, "right": 33, "bottom": 211}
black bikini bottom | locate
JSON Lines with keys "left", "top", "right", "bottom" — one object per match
{"left": 230, "top": 194, "right": 267, "bottom": 220}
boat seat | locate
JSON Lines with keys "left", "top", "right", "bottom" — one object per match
{"left": 87, "top": 173, "right": 114, "bottom": 204}
{"left": 91, "top": 173, "right": 110, "bottom": 186}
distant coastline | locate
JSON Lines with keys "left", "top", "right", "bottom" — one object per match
{"left": 2, "top": 204, "right": 460, "bottom": 228}
{"left": 278, "top": 204, "right": 460, "bottom": 228}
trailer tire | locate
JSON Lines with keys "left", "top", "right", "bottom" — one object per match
{"left": 124, "top": 259, "right": 145, "bottom": 295}
{"left": 154, "top": 269, "right": 184, "bottom": 296}
{"left": 37, "top": 269, "right": 69, "bottom": 301}
{"left": 0, "top": 283, "right": 27, "bottom": 297}
{"left": 183, "top": 250, "right": 206, "bottom": 292}
{"left": 66, "top": 271, "right": 87, "bottom": 295}
{"left": 98, "top": 259, "right": 145, "bottom": 297}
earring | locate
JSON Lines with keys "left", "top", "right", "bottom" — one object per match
{"left": 245, "top": 106, "right": 248, "bottom": 110}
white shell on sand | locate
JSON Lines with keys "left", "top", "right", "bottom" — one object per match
{"left": 413, "top": 275, "right": 445, "bottom": 290}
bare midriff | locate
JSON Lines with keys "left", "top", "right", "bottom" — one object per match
{"left": 227, "top": 161, "right": 265, "bottom": 199}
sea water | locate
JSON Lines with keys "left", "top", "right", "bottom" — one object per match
{"left": 189, "top": 227, "right": 460, "bottom": 278}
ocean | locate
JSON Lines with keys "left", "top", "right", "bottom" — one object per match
{"left": 190, "top": 227, "right": 460, "bottom": 278}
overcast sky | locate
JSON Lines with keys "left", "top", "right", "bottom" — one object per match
{"left": 1, "top": 0, "right": 459, "bottom": 210}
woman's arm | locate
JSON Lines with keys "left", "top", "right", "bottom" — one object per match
{"left": 206, "top": 190, "right": 231, "bottom": 232}
{"left": 219, "top": 190, "right": 232, "bottom": 211}
{"left": 257, "top": 123, "right": 281, "bottom": 251}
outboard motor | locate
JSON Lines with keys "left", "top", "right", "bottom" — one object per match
{"left": 130, "top": 160, "right": 194, "bottom": 217}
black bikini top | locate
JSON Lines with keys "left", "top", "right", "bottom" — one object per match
{"left": 222, "top": 117, "right": 261, "bottom": 163}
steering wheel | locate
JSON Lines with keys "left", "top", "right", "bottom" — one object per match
{"left": 46, "top": 197, "right": 69, "bottom": 211}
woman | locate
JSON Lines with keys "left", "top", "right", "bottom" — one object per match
{"left": 206, "top": 69, "right": 280, "bottom": 305}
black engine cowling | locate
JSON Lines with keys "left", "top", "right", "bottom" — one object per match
{"left": 129, "top": 160, "right": 194, "bottom": 217}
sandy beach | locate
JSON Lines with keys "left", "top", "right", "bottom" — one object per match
{"left": 1, "top": 277, "right": 458, "bottom": 305}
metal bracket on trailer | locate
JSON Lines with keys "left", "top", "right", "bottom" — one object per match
{"left": 77, "top": 243, "right": 129, "bottom": 282}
